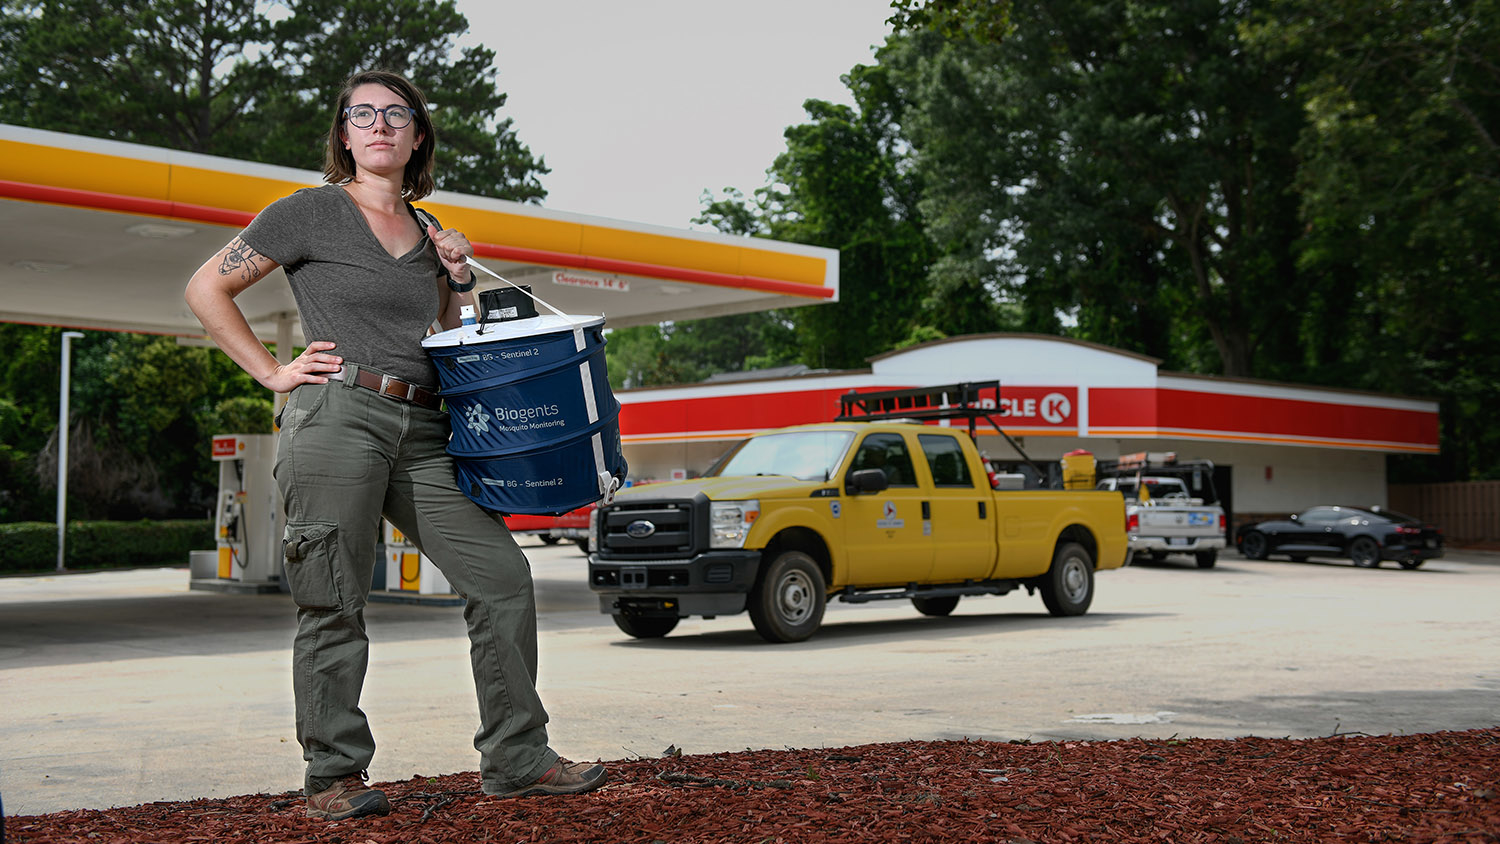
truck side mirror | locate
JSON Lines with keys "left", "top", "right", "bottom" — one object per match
{"left": 847, "top": 468, "right": 889, "bottom": 495}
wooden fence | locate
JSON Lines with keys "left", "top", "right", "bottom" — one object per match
{"left": 1388, "top": 481, "right": 1500, "bottom": 546}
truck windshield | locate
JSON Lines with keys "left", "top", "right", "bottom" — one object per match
{"left": 710, "top": 430, "right": 855, "bottom": 482}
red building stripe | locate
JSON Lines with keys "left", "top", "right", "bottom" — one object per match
{"left": 1088, "top": 387, "right": 1157, "bottom": 429}
{"left": 621, "top": 383, "right": 1439, "bottom": 452}
{"left": 1090, "top": 387, "right": 1438, "bottom": 450}
{"left": 620, "top": 388, "right": 856, "bottom": 436}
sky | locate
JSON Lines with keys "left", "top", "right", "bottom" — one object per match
{"left": 452, "top": 0, "right": 896, "bottom": 231}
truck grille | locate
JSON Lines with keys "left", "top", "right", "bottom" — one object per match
{"left": 599, "top": 499, "right": 697, "bottom": 557}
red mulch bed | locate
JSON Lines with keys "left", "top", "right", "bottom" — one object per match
{"left": 11, "top": 729, "right": 1498, "bottom": 843}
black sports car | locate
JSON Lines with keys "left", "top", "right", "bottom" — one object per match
{"left": 1235, "top": 505, "right": 1443, "bottom": 569}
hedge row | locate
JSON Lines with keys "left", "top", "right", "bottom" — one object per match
{"left": 0, "top": 520, "right": 213, "bottom": 574}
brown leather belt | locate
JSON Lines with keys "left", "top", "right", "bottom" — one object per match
{"left": 329, "top": 367, "right": 442, "bottom": 410}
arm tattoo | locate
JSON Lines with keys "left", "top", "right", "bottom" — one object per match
{"left": 219, "top": 237, "right": 265, "bottom": 282}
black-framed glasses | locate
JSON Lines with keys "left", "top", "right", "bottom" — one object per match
{"left": 344, "top": 103, "right": 414, "bottom": 130}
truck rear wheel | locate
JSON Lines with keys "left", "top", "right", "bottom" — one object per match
{"left": 749, "top": 551, "right": 826, "bottom": 643}
{"left": 912, "top": 595, "right": 960, "bottom": 616}
{"left": 612, "top": 614, "right": 679, "bottom": 639}
{"left": 1195, "top": 549, "right": 1217, "bottom": 569}
{"left": 1040, "top": 542, "right": 1094, "bottom": 616}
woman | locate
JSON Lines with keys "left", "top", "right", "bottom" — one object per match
{"left": 185, "top": 70, "right": 604, "bottom": 821}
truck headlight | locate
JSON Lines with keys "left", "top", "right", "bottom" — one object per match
{"left": 588, "top": 506, "right": 600, "bottom": 553}
{"left": 710, "top": 500, "right": 760, "bottom": 549}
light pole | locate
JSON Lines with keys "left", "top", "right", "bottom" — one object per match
{"left": 57, "top": 331, "right": 84, "bottom": 572}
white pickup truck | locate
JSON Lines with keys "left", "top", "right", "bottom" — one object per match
{"left": 1096, "top": 474, "right": 1226, "bottom": 568}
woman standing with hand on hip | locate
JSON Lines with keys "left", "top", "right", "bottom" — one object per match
{"left": 185, "top": 69, "right": 605, "bottom": 822}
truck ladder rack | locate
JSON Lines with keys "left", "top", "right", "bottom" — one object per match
{"left": 836, "top": 381, "right": 996, "bottom": 430}
{"left": 835, "top": 381, "right": 1045, "bottom": 480}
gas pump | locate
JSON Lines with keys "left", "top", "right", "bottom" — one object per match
{"left": 194, "top": 434, "right": 282, "bottom": 593}
{"left": 381, "top": 521, "right": 455, "bottom": 599}
{"left": 215, "top": 484, "right": 246, "bottom": 578}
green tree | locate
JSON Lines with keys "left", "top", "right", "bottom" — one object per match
{"left": 739, "top": 63, "right": 958, "bottom": 371}
{"left": 610, "top": 56, "right": 966, "bottom": 388}
{"left": 0, "top": 0, "right": 547, "bottom": 200}
{"left": 246, "top": 0, "right": 548, "bottom": 198}
{"left": 210, "top": 396, "right": 274, "bottom": 435}
{"left": 0, "top": 327, "right": 76, "bottom": 520}
{"left": 891, "top": 0, "right": 1015, "bottom": 43}
{"left": 1248, "top": 0, "right": 1500, "bottom": 480}
{"left": 893, "top": 2, "right": 1309, "bottom": 377}
{"left": 0, "top": 0, "right": 271, "bottom": 151}
{"left": 897, "top": 0, "right": 1498, "bottom": 479}
{"left": 1, "top": 324, "right": 285, "bottom": 521}
{"left": 604, "top": 186, "right": 803, "bottom": 390}
{"left": 606, "top": 314, "right": 801, "bottom": 391}
{"left": 0, "top": 397, "right": 48, "bottom": 520}
{"left": 23, "top": 332, "right": 264, "bottom": 519}
{"left": 764, "top": 95, "right": 936, "bottom": 368}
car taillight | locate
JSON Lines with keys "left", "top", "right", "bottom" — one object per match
{"left": 1127, "top": 512, "right": 1139, "bottom": 532}
{"left": 1394, "top": 526, "right": 1421, "bottom": 536}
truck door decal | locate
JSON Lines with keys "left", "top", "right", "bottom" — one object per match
{"left": 877, "top": 499, "right": 904, "bottom": 529}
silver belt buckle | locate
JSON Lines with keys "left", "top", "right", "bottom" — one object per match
{"left": 378, "top": 373, "right": 411, "bottom": 402}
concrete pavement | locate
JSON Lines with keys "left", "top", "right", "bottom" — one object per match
{"left": 3, "top": 542, "right": 1498, "bottom": 816}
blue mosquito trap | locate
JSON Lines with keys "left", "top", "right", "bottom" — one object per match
{"left": 422, "top": 260, "right": 626, "bottom": 515}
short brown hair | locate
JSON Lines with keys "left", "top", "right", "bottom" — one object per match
{"left": 323, "top": 70, "right": 436, "bottom": 200}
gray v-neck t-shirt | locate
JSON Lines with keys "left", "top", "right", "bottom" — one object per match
{"left": 240, "top": 184, "right": 444, "bottom": 387}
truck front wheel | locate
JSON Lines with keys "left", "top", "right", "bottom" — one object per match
{"left": 749, "top": 551, "right": 826, "bottom": 643}
{"left": 1040, "top": 542, "right": 1094, "bottom": 616}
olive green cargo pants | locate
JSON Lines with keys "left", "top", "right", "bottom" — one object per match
{"left": 275, "top": 364, "right": 558, "bottom": 794}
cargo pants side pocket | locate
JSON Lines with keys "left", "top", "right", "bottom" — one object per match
{"left": 282, "top": 522, "right": 343, "bottom": 610}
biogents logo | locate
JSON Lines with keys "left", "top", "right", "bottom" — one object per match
{"left": 464, "top": 403, "right": 492, "bottom": 435}
{"left": 491, "top": 403, "right": 563, "bottom": 424}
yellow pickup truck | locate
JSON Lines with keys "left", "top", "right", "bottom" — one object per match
{"left": 588, "top": 383, "right": 1129, "bottom": 642}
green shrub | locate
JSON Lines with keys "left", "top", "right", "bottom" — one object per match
{"left": 0, "top": 522, "right": 58, "bottom": 570}
{"left": 0, "top": 520, "right": 213, "bottom": 574}
{"left": 213, "top": 396, "right": 274, "bottom": 435}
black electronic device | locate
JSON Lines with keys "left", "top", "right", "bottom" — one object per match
{"left": 479, "top": 285, "right": 538, "bottom": 323}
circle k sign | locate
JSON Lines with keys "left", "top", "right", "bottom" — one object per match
{"left": 1040, "top": 392, "right": 1071, "bottom": 424}
{"left": 988, "top": 387, "right": 1077, "bottom": 428}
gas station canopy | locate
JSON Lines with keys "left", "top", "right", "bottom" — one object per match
{"left": 0, "top": 124, "right": 839, "bottom": 344}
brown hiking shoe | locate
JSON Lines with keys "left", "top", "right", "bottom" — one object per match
{"left": 486, "top": 759, "right": 607, "bottom": 799}
{"left": 305, "top": 772, "right": 392, "bottom": 820}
